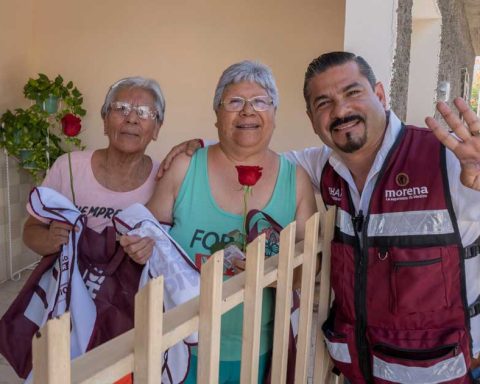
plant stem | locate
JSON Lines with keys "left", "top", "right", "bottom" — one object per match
{"left": 242, "top": 186, "right": 249, "bottom": 252}
{"left": 67, "top": 149, "right": 76, "bottom": 205}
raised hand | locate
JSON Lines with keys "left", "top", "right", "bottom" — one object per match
{"left": 425, "top": 97, "right": 480, "bottom": 191}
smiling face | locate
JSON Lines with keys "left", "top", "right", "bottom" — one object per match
{"left": 306, "top": 61, "right": 387, "bottom": 156}
{"left": 104, "top": 87, "right": 161, "bottom": 155}
{"left": 215, "top": 81, "right": 275, "bottom": 154}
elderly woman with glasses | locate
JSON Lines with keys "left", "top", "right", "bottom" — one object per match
{"left": 23, "top": 76, "right": 164, "bottom": 253}
{"left": 19, "top": 76, "right": 164, "bottom": 384}
{"left": 122, "top": 61, "right": 317, "bottom": 383}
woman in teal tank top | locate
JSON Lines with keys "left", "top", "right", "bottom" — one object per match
{"left": 129, "top": 60, "right": 317, "bottom": 383}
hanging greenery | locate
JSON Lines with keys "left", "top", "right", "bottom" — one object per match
{"left": 0, "top": 74, "right": 86, "bottom": 183}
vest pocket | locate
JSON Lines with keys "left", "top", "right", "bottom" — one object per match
{"left": 369, "top": 327, "right": 468, "bottom": 384}
{"left": 390, "top": 247, "right": 449, "bottom": 314}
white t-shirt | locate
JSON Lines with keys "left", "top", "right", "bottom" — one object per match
{"left": 28, "top": 150, "right": 159, "bottom": 233}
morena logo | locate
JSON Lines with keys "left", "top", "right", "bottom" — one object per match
{"left": 385, "top": 186, "right": 429, "bottom": 201}
{"left": 395, "top": 172, "right": 409, "bottom": 187}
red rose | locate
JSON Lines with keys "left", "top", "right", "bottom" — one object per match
{"left": 235, "top": 165, "right": 263, "bottom": 187}
{"left": 61, "top": 113, "right": 81, "bottom": 137}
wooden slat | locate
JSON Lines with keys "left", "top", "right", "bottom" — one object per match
{"left": 33, "top": 312, "right": 71, "bottom": 384}
{"left": 134, "top": 276, "right": 164, "bottom": 384}
{"left": 271, "top": 222, "right": 296, "bottom": 383}
{"left": 72, "top": 331, "right": 133, "bottom": 383}
{"left": 313, "top": 206, "right": 337, "bottom": 383}
{"left": 294, "top": 213, "right": 320, "bottom": 383}
{"left": 240, "top": 235, "right": 265, "bottom": 384}
{"left": 197, "top": 251, "right": 224, "bottom": 384}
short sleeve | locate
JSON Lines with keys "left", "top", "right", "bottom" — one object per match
{"left": 41, "top": 154, "right": 67, "bottom": 192}
{"left": 26, "top": 154, "right": 69, "bottom": 223}
{"left": 283, "top": 146, "right": 329, "bottom": 193}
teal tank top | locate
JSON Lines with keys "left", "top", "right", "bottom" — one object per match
{"left": 170, "top": 147, "right": 296, "bottom": 361}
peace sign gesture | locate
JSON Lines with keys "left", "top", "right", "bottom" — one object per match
{"left": 425, "top": 97, "right": 480, "bottom": 191}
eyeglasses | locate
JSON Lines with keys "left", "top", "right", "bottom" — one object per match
{"left": 110, "top": 101, "right": 158, "bottom": 120}
{"left": 220, "top": 96, "right": 273, "bottom": 112}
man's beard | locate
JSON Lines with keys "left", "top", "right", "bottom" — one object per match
{"left": 336, "top": 130, "right": 367, "bottom": 153}
{"left": 329, "top": 115, "right": 367, "bottom": 153}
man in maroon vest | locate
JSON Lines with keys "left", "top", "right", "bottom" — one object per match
{"left": 289, "top": 52, "right": 480, "bottom": 384}
{"left": 159, "top": 51, "right": 480, "bottom": 383}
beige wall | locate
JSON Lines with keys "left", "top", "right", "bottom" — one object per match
{"left": 0, "top": 1, "right": 38, "bottom": 283}
{"left": 0, "top": 1, "right": 34, "bottom": 108}
{"left": 344, "top": 0, "right": 398, "bottom": 104}
{"left": 0, "top": 0, "right": 345, "bottom": 279}
{"left": 29, "top": 0, "right": 345, "bottom": 159}
{"left": 406, "top": 18, "right": 441, "bottom": 126}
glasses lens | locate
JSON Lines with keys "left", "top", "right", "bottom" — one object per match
{"left": 111, "top": 102, "right": 132, "bottom": 116}
{"left": 222, "top": 97, "right": 245, "bottom": 112}
{"left": 221, "top": 96, "right": 272, "bottom": 112}
{"left": 110, "top": 102, "right": 156, "bottom": 120}
{"left": 136, "top": 106, "right": 153, "bottom": 120}
{"left": 251, "top": 96, "right": 272, "bottom": 111}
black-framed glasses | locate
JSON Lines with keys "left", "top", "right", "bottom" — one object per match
{"left": 110, "top": 101, "right": 158, "bottom": 120}
{"left": 220, "top": 96, "right": 273, "bottom": 112}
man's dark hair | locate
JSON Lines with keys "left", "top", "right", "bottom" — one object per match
{"left": 303, "top": 51, "right": 377, "bottom": 109}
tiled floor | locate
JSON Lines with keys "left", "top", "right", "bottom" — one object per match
{"left": 0, "top": 271, "right": 31, "bottom": 384}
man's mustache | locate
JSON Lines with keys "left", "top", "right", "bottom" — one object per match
{"left": 330, "top": 115, "right": 365, "bottom": 131}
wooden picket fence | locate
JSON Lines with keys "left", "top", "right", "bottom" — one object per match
{"left": 31, "top": 207, "right": 342, "bottom": 384}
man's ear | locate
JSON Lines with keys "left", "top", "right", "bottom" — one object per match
{"left": 374, "top": 82, "right": 387, "bottom": 108}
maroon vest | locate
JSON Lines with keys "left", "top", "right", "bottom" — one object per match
{"left": 320, "top": 126, "right": 472, "bottom": 383}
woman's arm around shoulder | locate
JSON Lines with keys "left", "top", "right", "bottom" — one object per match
{"left": 146, "top": 152, "right": 192, "bottom": 223}
{"left": 294, "top": 165, "right": 318, "bottom": 241}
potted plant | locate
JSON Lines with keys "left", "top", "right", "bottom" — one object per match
{"left": 23, "top": 73, "right": 86, "bottom": 117}
{"left": 0, "top": 74, "right": 86, "bottom": 184}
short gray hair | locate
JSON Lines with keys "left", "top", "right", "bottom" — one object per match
{"left": 101, "top": 76, "right": 166, "bottom": 122}
{"left": 213, "top": 60, "right": 279, "bottom": 112}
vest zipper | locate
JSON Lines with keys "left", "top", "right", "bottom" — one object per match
{"left": 353, "top": 211, "right": 373, "bottom": 383}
